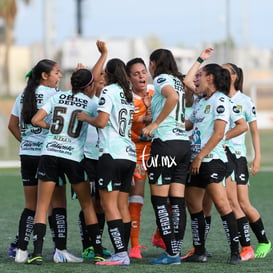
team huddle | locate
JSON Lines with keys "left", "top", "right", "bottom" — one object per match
{"left": 7, "top": 41, "right": 271, "bottom": 266}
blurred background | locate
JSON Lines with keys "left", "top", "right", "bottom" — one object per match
{"left": 0, "top": 0, "right": 272, "bottom": 167}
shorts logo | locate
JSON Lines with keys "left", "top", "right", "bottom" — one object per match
{"left": 239, "top": 173, "right": 245, "bottom": 181}
{"left": 216, "top": 105, "right": 225, "bottom": 114}
{"left": 210, "top": 173, "right": 218, "bottom": 179}
{"left": 98, "top": 178, "right": 104, "bottom": 186}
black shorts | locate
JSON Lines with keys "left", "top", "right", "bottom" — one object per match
{"left": 225, "top": 147, "right": 236, "bottom": 179}
{"left": 97, "top": 154, "right": 136, "bottom": 193}
{"left": 83, "top": 157, "right": 99, "bottom": 199}
{"left": 83, "top": 157, "right": 98, "bottom": 182}
{"left": 234, "top": 156, "right": 249, "bottom": 185}
{"left": 38, "top": 155, "right": 86, "bottom": 184}
{"left": 186, "top": 159, "right": 227, "bottom": 188}
{"left": 147, "top": 139, "right": 190, "bottom": 185}
{"left": 20, "top": 155, "right": 39, "bottom": 186}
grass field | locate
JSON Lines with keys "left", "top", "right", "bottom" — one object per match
{"left": 0, "top": 168, "right": 272, "bottom": 273}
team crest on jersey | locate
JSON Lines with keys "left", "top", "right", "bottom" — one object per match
{"left": 217, "top": 105, "right": 225, "bottom": 114}
{"left": 237, "top": 104, "right": 242, "bottom": 112}
{"left": 157, "top": 77, "right": 166, "bottom": 84}
{"left": 252, "top": 106, "right": 256, "bottom": 115}
{"left": 98, "top": 97, "right": 105, "bottom": 106}
{"left": 204, "top": 105, "right": 211, "bottom": 114}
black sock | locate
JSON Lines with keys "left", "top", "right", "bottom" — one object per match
{"left": 169, "top": 196, "right": 186, "bottom": 254}
{"left": 52, "top": 208, "right": 67, "bottom": 250}
{"left": 221, "top": 212, "right": 240, "bottom": 255}
{"left": 151, "top": 195, "right": 177, "bottom": 256}
{"left": 237, "top": 216, "right": 251, "bottom": 247}
{"left": 190, "top": 211, "right": 206, "bottom": 255}
{"left": 78, "top": 210, "right": 92, "bottom": 250}
{"left": 204, "top": 215, "right": 211, "bottom": 241}
{"left": 18, "top": 208, "right": 35, "bottom": 250}
{"left": 48, "top": 215, "right": 55, "bottom": 244}
{"left": 123, "top": 222, "right": 131, "bottom": 250}
{"left": 96, "top": 213, "right": 105, "bottom": 236}
{"left": 249, "top": 218, "right": 269, "bottom": 244}
{"left": 33, "top": 223, "right": 46, "bottom": 256}
{"left": 86, "top": 224, "right": 103, "bottom": 255}
{"left": 107, "top": 219, "right": 126, "bottom": 253}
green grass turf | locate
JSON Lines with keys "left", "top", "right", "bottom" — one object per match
{"left": 0, "top": 168, "right": 272, "bottom": 273}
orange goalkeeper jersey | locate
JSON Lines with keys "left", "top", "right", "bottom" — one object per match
{"left": 131, "top": 85, "right": 154, "bottom": 144}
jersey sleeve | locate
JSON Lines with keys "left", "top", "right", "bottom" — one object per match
{"left": 97, "top": 87, "right": 113, "bottom": 114}
{"left": 154, "top": 74, "right": 173, "bottom": 93}
{"left": 213, "top": 95, "right": 230, "bottom": 122}
{"left": 244, "top": 97, "right": 257, "bottom": 123}
{"left": 41, "top": 95, "right": 54, "bottom": 114}
{"left": 229, "top": 99, "right": 243, "bottom": 123}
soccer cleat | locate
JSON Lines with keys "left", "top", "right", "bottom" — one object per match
{"left": 149, "top": 252, "right": 181, "bottom": 265}
{"left": 15, "top": 249, "right": 28, "bottom": 263}
{"left": 82, "top": 246, "right": 95, "bottom": 259}
{"left": 240, "top": 246, "right": 255, "bottom": 261}
{"left": 255, "top": 240, "right": 272, "bottom": 258}
{"left": 181, "top": 253, "right": 208, "bottom": 263}
{"left": 228, "top": 253, "right": 242, "bottom": 265}
{"left": 26, "top": 255, "right": 43, "bottom": 265}
{"left": 53, "top": 248, "right": 83, "bottom": 263}
{"left": 93, "top": 254, "right": 107, "bottom": 263}
{"left": 96, "top": 251, "right": 130, "bottom": 266}
{"left": 129, "top": 245, "right": 147, "bottom": 259}
{"left": 151, "top": 236, "right": 166, "bottom": 250}
{"left": 181, "top": 247, "right": 195, "bottom": 259}
{"left": 102, "top": 246, "right": 112, "bottom": 257}
{"left": 8, "top": 244, "right": 17, "bottom": 258}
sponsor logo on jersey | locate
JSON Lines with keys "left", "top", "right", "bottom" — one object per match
{"left": 232, "top": 105, "right": 240, "bottom": 114}
{"left": 30, "top": 127, "right": 42, "bottom": 134}
{"left": 216, "top": 105, "right": 225, "bottom": 114}
{"left": 99, "top": 97, "right": 105, "bottom": 106}
{"left": 252, "top": 106, "right": 256, "bottom": 115}
{"left": 157, "top": 77, "right": 166, "bottom": 84}
{"left": 126, "top": 145, "right": 136, "bottom": 157}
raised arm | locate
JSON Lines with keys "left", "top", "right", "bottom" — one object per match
{"left": 183, "top": 48, "right": 214, "bottom": 93}
{"left": 92, "top": 40, "right": 108, "bottom": 82}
